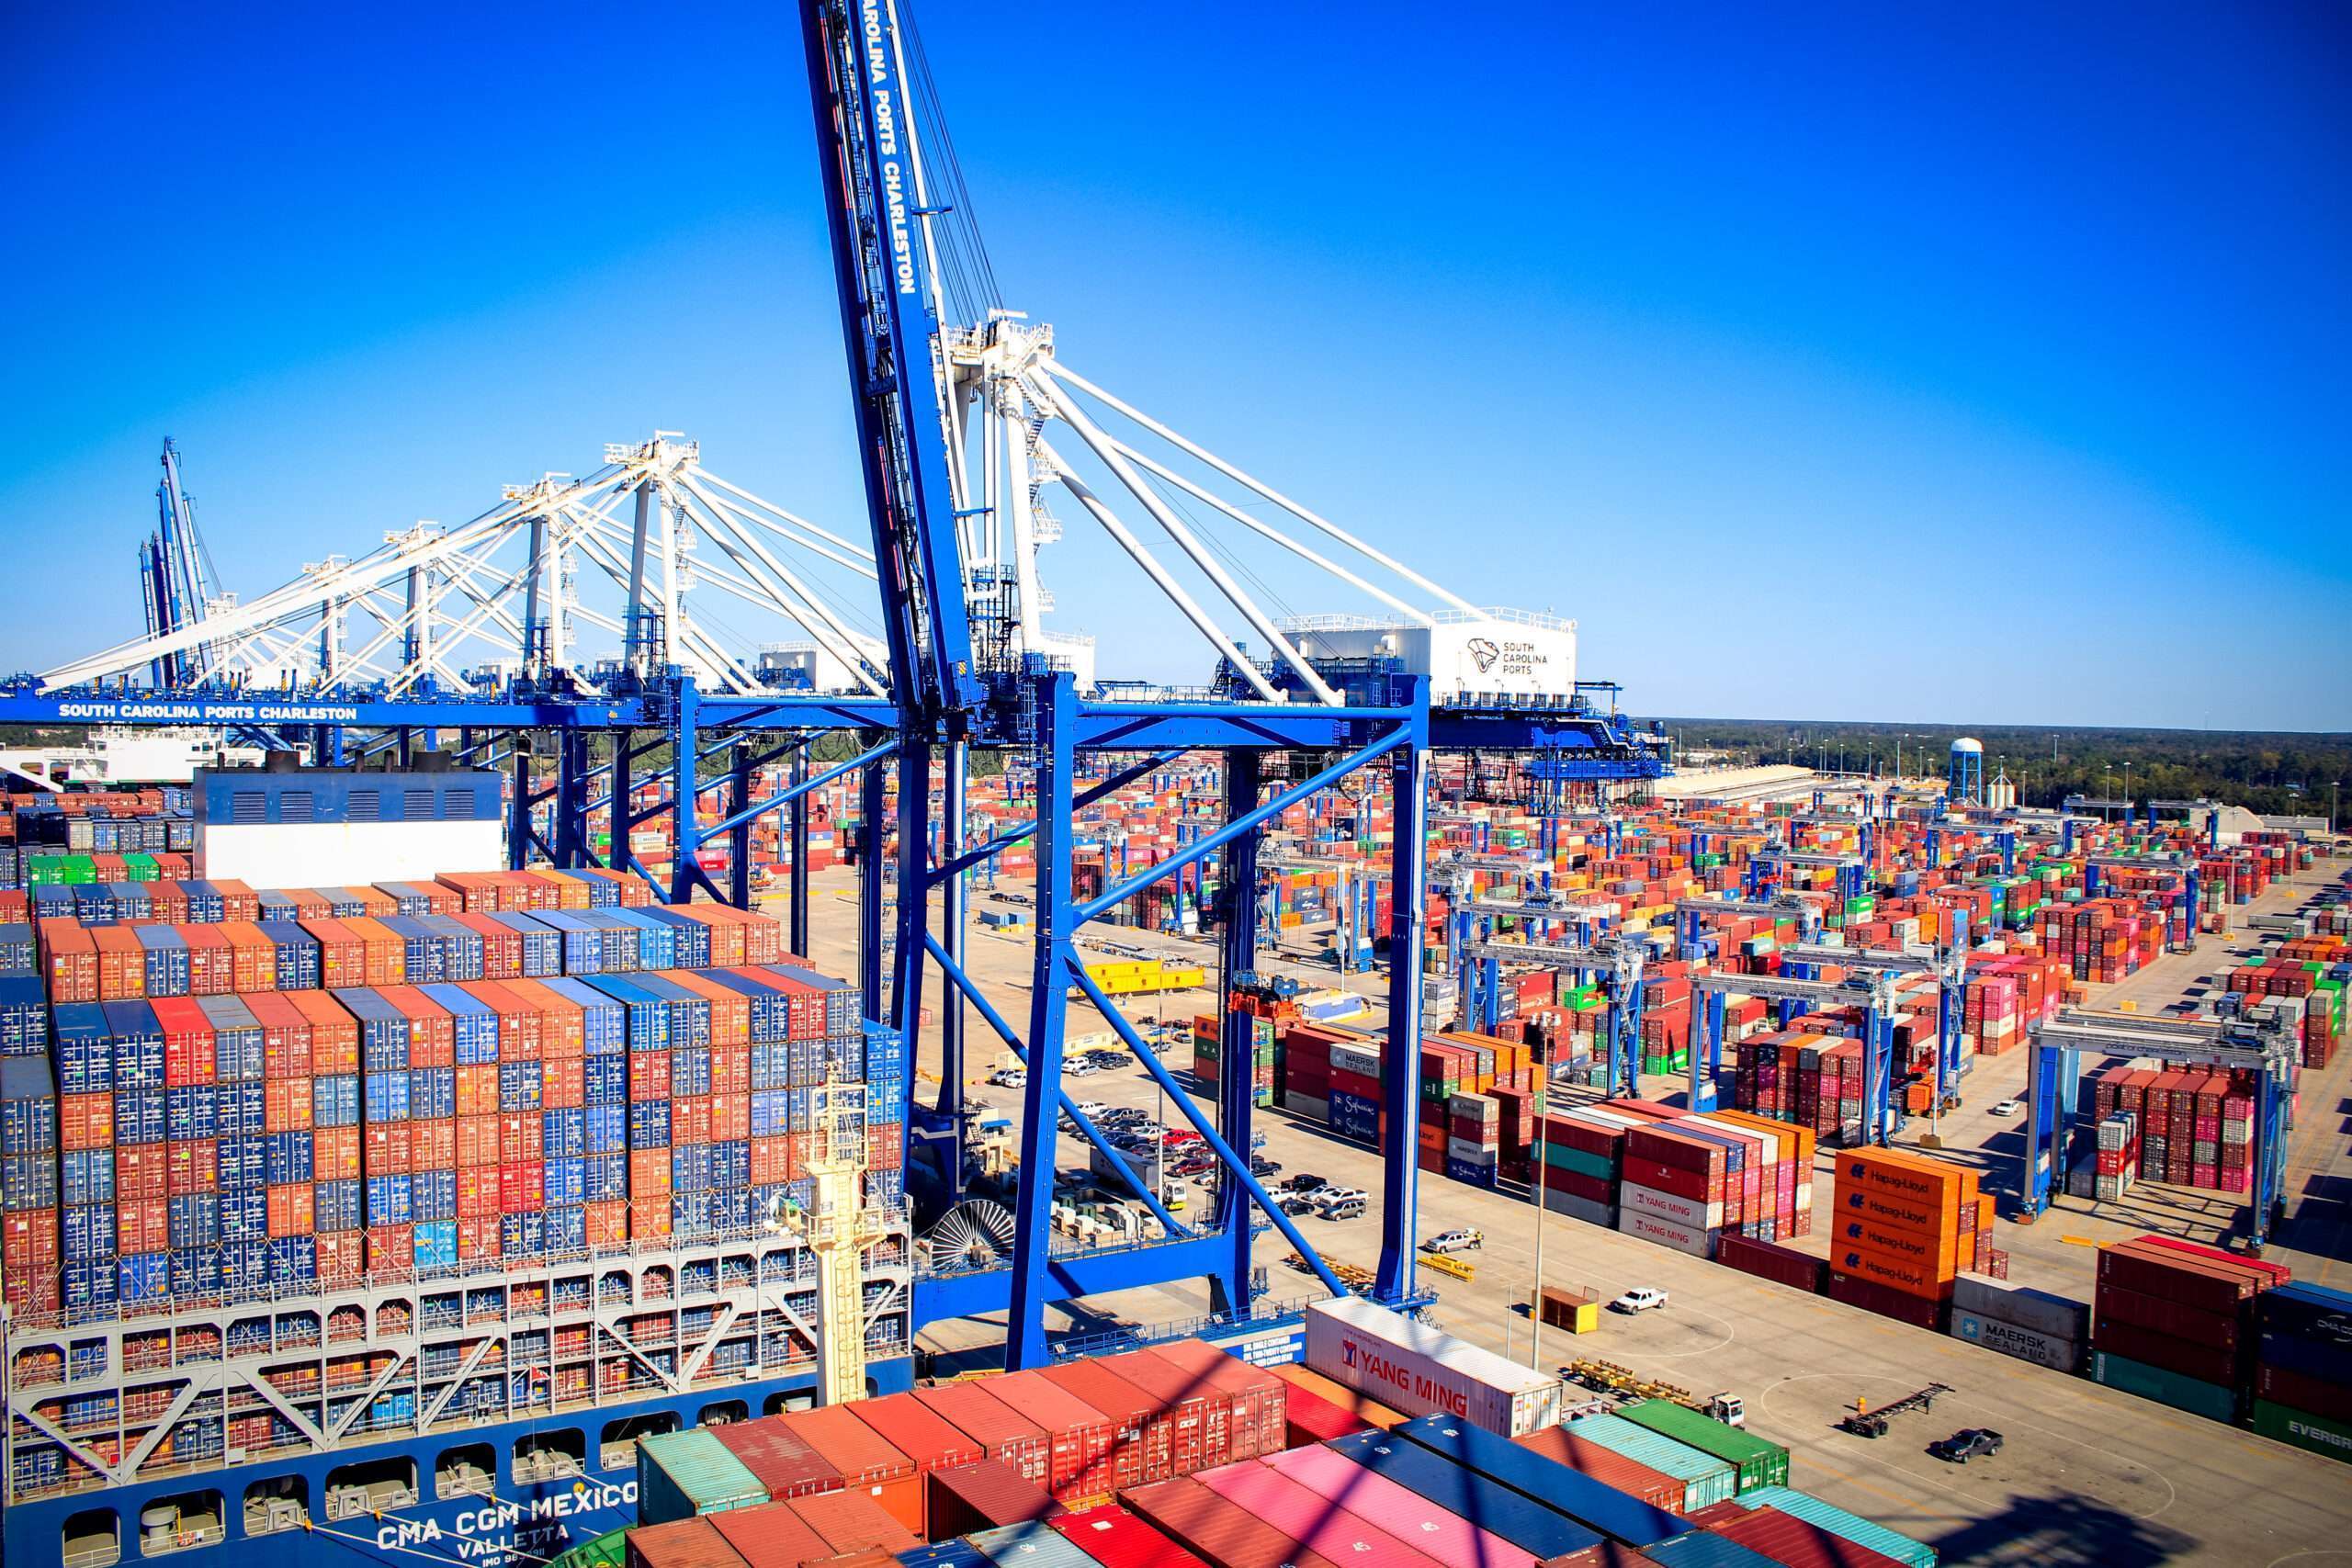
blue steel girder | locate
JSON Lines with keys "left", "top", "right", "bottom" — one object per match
{"left": 796, "top": 0, "right": 978, "bottom": 725}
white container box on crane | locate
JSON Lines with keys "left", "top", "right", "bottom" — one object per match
{"left": 1305, "top": 1295, "right": 1562, "bottom": 1437}
{"left": 1279, "top": 608, "right": 1577, "bottom": 704}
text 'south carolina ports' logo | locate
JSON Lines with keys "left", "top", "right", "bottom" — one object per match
{"left": 1467, "top": 637, "right": 1499, "bottom": 673}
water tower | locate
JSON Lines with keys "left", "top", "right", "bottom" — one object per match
{"left": 1948, "top": 737, "right": 1984, "bottom": 805}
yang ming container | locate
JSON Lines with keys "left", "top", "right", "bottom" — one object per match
{"left": 1306, "top": 1294, "right": 1560, "bottom": 1436}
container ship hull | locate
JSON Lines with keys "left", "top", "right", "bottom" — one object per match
{"left": 6, "top": 1362, "right": 913, "bottom": 1568}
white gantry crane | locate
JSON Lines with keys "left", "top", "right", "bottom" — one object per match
{"left": 40, "top": 435, "right": 895, "bottom": 703}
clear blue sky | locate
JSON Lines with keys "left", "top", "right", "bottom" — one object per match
{"left": 4, "top": 2, "right": 2345, "bottom": 729}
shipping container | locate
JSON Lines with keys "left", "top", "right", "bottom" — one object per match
{"left": 1255, "top": 1444, "right": 1532, "bottom": 1568}
{"left": 638, "top": 1428, "right": 772, "bottom": 1524}
{"left": 1393, "top": 1411, "right": 1684, "bottom": 1546}
{"left": 1117, "top": 1475, "right": 1348, "bottom": 1568}
{"left": 1049, "top": 1505, "right": 1212, "bottom": 1568}
{"left": 967, "top": 1519, "right": 1102, "bottom": 1568}
{"left": 1614, "top": 1403, "right": 1788, "bottom": 1494}
{"left": 1728, "top": 1488, "right": 1936, "bottom": 1568}
{"left": 1322, "top": 1427, "right": 1603, "bottom": 1560}
{"left": 1193, "top": 1455, "right": 1453, "bottom": 1568}
{"left": 1305, "top": 1295, "right": 1561, "bottom": 1436}
{"left": 924, "top": 1457, "right": 1064, "bottom": 1540}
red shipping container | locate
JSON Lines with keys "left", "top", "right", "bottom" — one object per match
{"left": 264, "top": 1077, "right": 313, "bottom": 1134}
{"left": 384, "top": 986, "right": 454, "bottom": 1066}
{"left": 913, "top": 1380, "right": 1050, "bottom": 1489}
{"left": 265, "top": 1185, "right": 313, "bottom": 1238}
{"left": 781, "top": 1404, "right": 920, "bottom": 1533}
{"left": 1051, "top": 1505, "right": 1214, "bottom": 1568}
{"left": 407, "top": 1119, "right": 454, "bottom": 1173}
{"left": 712, "top": 1413, "right": 843, "bottom": 1499}
{"left": 456, "top": 1215, "right": 502, "bottom": 1259}
{"left": 990, "top": 1368, "right": 1116, "bottom": 1499}
{"left": 289, "top": 989, "right": 360, "bottom": 1074}
{"left": 365, "top": 1123, "right": 414, "bottom": 1176}
{"left": 780, "top": 1490, "right": 918, "bottom": 1558}
{"left": 1119, "top": 1476, "right": 1348, "bottom": 1568}
{"left": 116, "top": 1143, "right": 167, "bottom": 1201}
{"left": 1514, "top": 1425, "right": 1685, "bottom": 1513}
{"left": 705, "top": 1503, "right": 830, "bottom": 1568}
{"left": 1093, "top": 1349, "right": 1213, "bottom": 1478}
{"left": 164, "top": 1140, "right": 218, "bottom": 1196}
{"left": 60, "top": 1093, "right": 113, "bottom": 1151}
{"left": 153, "top": 997, "right": 217, "bottom": 1086}
{"left": 316, "top": 1125, "right": 360, "bottom": 1181}
{"left": 1194, "top": 1461, "right": 1448, "bottom": 1568}
{"left": 368, "top": 1224, "right": 414, "bottom": 1274}
{"left": 923, "top": 1458, "right": 1064, "bottom": 1540}
{"left": 1146, "top": 1338, "right": 1287, "bottom": 1462}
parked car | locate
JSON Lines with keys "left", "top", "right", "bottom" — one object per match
{"left": 1928, "top": 1428, "right": 2003, "bottom": 1463}
{"left": 1285, "top": 1173, "right": 1329, "bottom": 1194}
{"left": 1278, "top": 1194, "right": 1318, "bottom": 1217}
{"left": 987, "top": 1068, "right": 1027, "bottom": 1089}
{"left": 1250, "top": 1156, "right": 1282, "bottom": 1178}
{"left": 1421, "top": 1227, "right": 1483, "bottom": 1255}
{"left": 1986, "top": 1100, "right": 2022, "bottom": 1119}
{"left": 1609, "top": 1287, "right": 1669, "bottom": 1314}
{"left": 1320, "top": 1194, "right": 1367, "bottom": 1221}
{"left": 1315, "top": 1187, "right": 1369, "bottom": 1211}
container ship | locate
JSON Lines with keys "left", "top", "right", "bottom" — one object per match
{"left": 0, "top": 769, "right": 913, "bottom": 1568}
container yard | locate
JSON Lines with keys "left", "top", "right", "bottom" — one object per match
{"left": 8, "top": 3, "right": 2350, "bottom": 1566}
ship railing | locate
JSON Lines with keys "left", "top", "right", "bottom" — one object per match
{"left": 5, "top": 1215, "right": 910, "bottom": 1337}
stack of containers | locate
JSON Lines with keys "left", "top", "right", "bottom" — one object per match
{"left": 104, "top": 1001, "right": 171, "bottom": 1304}
{"left": 51, "top": 1005, "right": 112, "bottom": 1315}
{"left": 1613, "top": 1401, "right": 1791, "bottom": 1495}
{"left": 1619, "top": 1118, "right": 1730, "bottom": 1258}
{"left": 292, "top": 990, "right": 361, "bottom": 1284}
{"left": 1, "top": 1049, "right": 60, "bottom": 1316}
{"left": 1535, "top": 1105, "right": 1634, "bottom": 1225}
{"left": 2091, "top": 1235, "right": 2281, "bottom": 1421}
{"left": 1543, "top": 1412, "right": 1739, "bottom": 1513}
{"left": 1826, "top": 1147, "right": 1982, "bottom": 1330}
{"left": 1946, "top": 1273, "right": 2087, "bottom": 1372}
{"left": 2252, "top": 1281, "right": 2352, "bottom": 1463}
{"left": 198, "top": 995, "right": 267, "bottom": 1293}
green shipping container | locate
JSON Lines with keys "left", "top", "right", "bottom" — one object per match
{"left": 1543, "top": 1144, "right": 1616, "bottom": 1181}
{"left": 636, "top": 1428, "right": 768, "bottom": 1525}
{"left": 1733, "top": 1487, "right": 1937, "bottom": 1568}
{"left": 1561, "top": 1413, "right": 1738, "bottom": 1512}
{"left": 2251, "top": 1400, "right": 2352, "bottom": 1465}
{"left": 2088, "top": 1351, "right": 2238, "bottom": 1424}
{"left": 1617, "top": 1399, "right": 1790, "bottom": 1493}
{"left": 123, "top": 852, "right": 159, "bottom": 881}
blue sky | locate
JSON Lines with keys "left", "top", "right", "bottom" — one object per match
{"left": 3, "top": 2, "right": 2345, "bottom": 729}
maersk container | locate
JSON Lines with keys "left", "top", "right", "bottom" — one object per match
{"left": 1948, "top": 1309, "right": 2080, "bottom": 1372}
{"left": 1732, "top": 1486, "right": 1937, "bottom": 1568}
{"left": 1306, "top": 1296, "right": 1561, "bottom": 1437}
{"left": 1616, "top": 1401, "right": 1788, "bottom": 1493}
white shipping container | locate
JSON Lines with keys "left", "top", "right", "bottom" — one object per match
{"left": 1620, "top": 1180, "right": 1723, "bottom": 1232}
{"left": 1951, "top": 1275, "right": 2089, "bottom": 1341}
{"left": 1689, "top": 1113, "right": 1781, "bottom": 1166}
{"left": 1330, "top": 1045, "right": 1383, "bottom": 1078}
{"left": 1617, "top": 1204, "right": 1715, "bottom": 1258}
{"left": 1948, "top": 1309, "right": 2082, "bottom": 1372}
{"left": 1305, "top": 1296, "right": 1561, "bottom": 1438}
{"left": 1283, "top": 1092, "right": 1331, "bottom": 1123}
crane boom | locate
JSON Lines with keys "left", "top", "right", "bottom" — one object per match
{"left": 797, "top": 0, "right": 978, "bottom": 726}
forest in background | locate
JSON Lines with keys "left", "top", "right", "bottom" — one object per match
{"left": 1663, "top": 719, "right": 2350, "bottom": 822}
